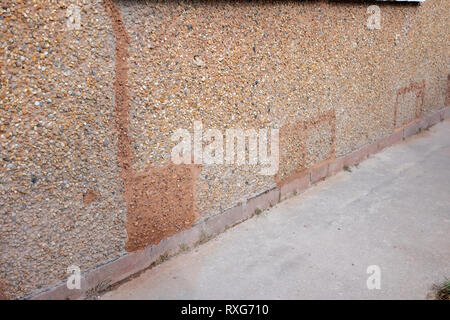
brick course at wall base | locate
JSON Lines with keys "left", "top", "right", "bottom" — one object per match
{"left": 30, "top": 107, "right": 450, "bottom": 300}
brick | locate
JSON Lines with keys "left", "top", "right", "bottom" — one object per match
{"left": 343, "top": 147, "right": 366, "bottom": 167}
{"left": 327, "top": 157, "right": 344, "bottom": 177}
{"left": 361, "top": 141, "right": 378, "bottom": 158}
{"left": 418, "top": 118, "right": 430, "bottom": 131}
{"left": 426, "top": 111, "right": 441, "bottom": 128}
{"left": 378, "top": 130, "right": 403, "bottom": 151}
{"left": 159, "top": 222, "right": 205, "bottom": 256}
{"left": 403, "top": 120, "right": 421, "bottom": 138}
{"left": 32, "top": 253, "right": 147, "bottom": 300}
{"left": 344, "top": 142, "right": 377, "bottom": 169}
{"left": 440, "top": 106, "right": 450, "bottom": 120}
{"left": 204, "top": 204, "right": 243, "bottom": 235}
{"left": 85, "top": 251, "right": 145, "bottom": 293}
{"left": 310, "top": 162, "right": 328, "bottom": 184}
{"left": 31, "top": 281, "right": 84, "bottom": 300}
{"left": 244, "top": 187, "right": 280, "bottom": 218}
{"left": 280, "top": 172, "right": 310, "bottom": 200}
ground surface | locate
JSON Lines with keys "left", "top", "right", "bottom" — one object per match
{"left": 102, "top": 120, "right": 450, "bottom": 300}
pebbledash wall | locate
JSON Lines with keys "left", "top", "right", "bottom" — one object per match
{"left": 0, "top": 0, "right": 449, "bottom": 299}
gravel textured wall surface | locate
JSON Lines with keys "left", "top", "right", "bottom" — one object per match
{"left": 0, "top": 0, "right": 449, "bottom": 299}
{"left": 0, "top": 0, "right": 126, "bottom": 299}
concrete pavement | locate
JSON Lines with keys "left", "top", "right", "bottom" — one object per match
{"left": 102, "top": 120, "right": 450, "bottom": 300}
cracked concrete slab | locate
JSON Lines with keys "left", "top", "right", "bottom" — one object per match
{"left": 102, "top": 120, "right": 450, "bottom": 300}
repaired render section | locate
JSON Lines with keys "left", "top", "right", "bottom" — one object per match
{"left": 0, "top": 0, "right": 449, "bottom": 299}
{"left": 102, "top": 0, "right": 201, "bottom": 252}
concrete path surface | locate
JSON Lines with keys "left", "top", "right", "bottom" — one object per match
{"left": 102, "top": 120, "right": 450, "bottom": 300}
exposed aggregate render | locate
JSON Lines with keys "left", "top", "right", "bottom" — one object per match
{"left": 0, "top": 0, "right": 449, "bottom": 298}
